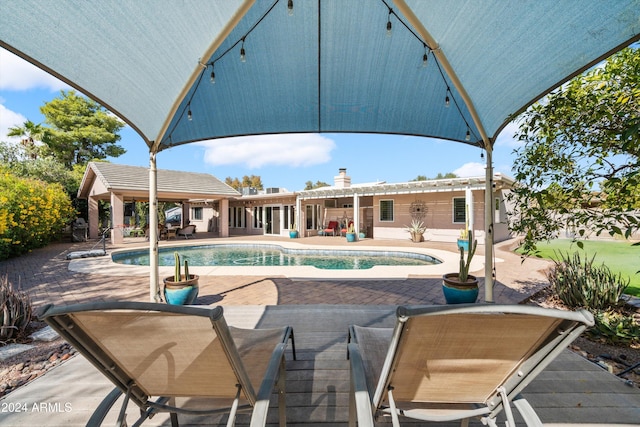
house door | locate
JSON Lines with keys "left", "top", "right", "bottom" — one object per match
{"left": 264, "top": 206, "right": 281, "bottom": 235}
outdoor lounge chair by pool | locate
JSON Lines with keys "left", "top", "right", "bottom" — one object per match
{"left": 177, "top": 224, "right": 196, "bottom": 239}
{"left": 38, "top": 301, "right": 296, "bottom": 427}
{"left": 347, "top": 304, "right": 593, "bottom": 427}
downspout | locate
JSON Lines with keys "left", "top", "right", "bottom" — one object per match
{"left": 484, "top": 146, "right": 494, "bottom": 303}
{"left": 149, "top": 151, "right": 160, "bottom": 302}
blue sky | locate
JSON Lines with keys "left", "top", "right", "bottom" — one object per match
{"left": 0, "top": 48, "right": 520, "bottom": 191}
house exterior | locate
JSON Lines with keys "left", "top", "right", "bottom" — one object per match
{"left": 224, "top": 168, "right": 514, "bottom": 243}
{"left": 77, "top": 162, "right": 240, "bottom": 243}
{"left": 78, "top": 163, "right": 515, "bottom": 244}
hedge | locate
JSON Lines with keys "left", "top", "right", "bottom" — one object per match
{"left": 0, "top": 169, "right": 75, "bottom": 260}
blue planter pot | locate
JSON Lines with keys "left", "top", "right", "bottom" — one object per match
{"left": 289, "top": 230, "right": 298, "bottom": 238}
{"left": 457, "top": 239, "right": 469, "bottom": 251}
{"left": 163, "top": 275, "right": 199, "bottom": 305}
{"left": 442, "top": 273, "right": 478, "bottom": 304}
{"left": 346, "top": 232, "right": 357, "bottom": 242}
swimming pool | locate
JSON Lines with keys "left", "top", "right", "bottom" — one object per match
{"left": 112, "top": 244, "right": 441, "bottom": 270}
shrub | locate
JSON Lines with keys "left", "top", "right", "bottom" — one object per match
{"left": 0, "top": 275, "right": 32, "bottom": 343}
{"left": 547, "top": 250, "right": 639, "bottom": 346}
{"left": 547, "top": 251, "right": 629, "bottom": 310}
{"left": 0, "top": 168, "right": 75, "bottom": 260}
{"left": 586, "top": 309, "right": 640, "bottom": 346}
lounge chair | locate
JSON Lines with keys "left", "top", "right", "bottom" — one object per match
{"left": 347, "top": 304, "right": 594, "bottom": 427}
{"left": 323, "top": 221, "right": 339, "bottom": 236}
{"left": 177, "top": 224, "right": 196, "bottom": 239}
{"left": 38, "top": 301, "right": 296, "bottom": 427}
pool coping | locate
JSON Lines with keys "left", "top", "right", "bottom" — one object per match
{"left": 68, "top": 239, "right": 485, "bottom": 279}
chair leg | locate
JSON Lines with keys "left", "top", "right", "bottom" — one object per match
{"left": 278, "top": 357, "right": 287, "bottom": 427}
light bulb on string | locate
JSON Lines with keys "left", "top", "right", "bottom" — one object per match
{"left": 465, "top": 129, "right": 471, "bottom": 141}
{"left": 386, "top": 10, "right": 392, "bottom": 37}
{"left": 287, "top": 0, "right": 293, "bottom": 16}
{"left": 481, "top": 150, "right": 485, "bottom": 159}
{"left": 240, "top": 38, "right": 246, "bottom": 63}
{"left": 422, "top": 45, "right": 429, "bottom": 68}
{"left": 187, "top": 105, "right": 192, "bottom": 121}
{"left": 445, "top": 94, "right": 450, "bottom": 108}
{"left": 210, "top": 65, "right": 215, "bottom": 84}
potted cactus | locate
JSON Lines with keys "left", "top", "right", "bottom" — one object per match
{"left": 442, "top": 231, "right": 479, "bottom": 304}
{"left": 345, "top": 223, "right": 357, "bottom": 242}
{"left": 163, "top": 252, "right": 199, "bottom": 305}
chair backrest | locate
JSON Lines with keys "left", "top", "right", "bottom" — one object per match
{"left": 326, "top": 221, "right": 338, "bottom": 229}
{"left": 179, "top": 224, "right": 195, "bottom": 234}
{"left": 373, "top": 305, "right": 593, "bottom": 410}
{"left": 39, "top": 302, "right": 257, "bottom": 407}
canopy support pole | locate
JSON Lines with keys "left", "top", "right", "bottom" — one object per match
{"left": 484, "top": 146, "right": 494, "bottom": 303}
{"left": 149, "top": 151, "right": 160, "bottom": 302}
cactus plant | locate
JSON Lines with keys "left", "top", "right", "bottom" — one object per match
{"left": 0, "top": 275, "right": 32, "bottom": 342}
{"left": 458, "top": 230, "right": 477, "bottom": 282}
{"left": 172, "top": 252, "right": 192, "bottom": 282}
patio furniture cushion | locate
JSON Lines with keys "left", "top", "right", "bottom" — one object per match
{"left": 348, "top": 304, "right": 594, "bottom": 427}
{"left": 38, "top": 301, "right": 296, "bottom": 427}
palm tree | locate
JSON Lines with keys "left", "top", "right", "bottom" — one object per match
{"left": 7, "top": 120, "right": 49, "bottom": 159}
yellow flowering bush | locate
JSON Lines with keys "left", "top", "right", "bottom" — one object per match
{"left": 0, "top": 169, "right": 75, "bottom": 260}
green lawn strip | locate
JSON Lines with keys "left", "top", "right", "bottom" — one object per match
{"left": 522, "top": 239, "right": 640, "bottom": 297}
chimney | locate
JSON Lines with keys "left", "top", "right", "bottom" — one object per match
{"left": 334, "top": 168, "right": 351, "bottom": 188}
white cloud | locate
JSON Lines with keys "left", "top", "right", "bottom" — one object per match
{"left": 198, "top": 134, "right": 336, "bottom": 168}
{"left": 0, "top": 104, "right": 26, "bottom": 141}
{"left": 0, "top": 49, "right": 69, "bottom": 91}
{"left": 454, "top": 162, "right": 486, "bottom": 177}
{"left": 494, "top": 121, "right": 522, "bottom": 149}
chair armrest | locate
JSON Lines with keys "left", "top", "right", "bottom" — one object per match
{"left": 250, "top": 343, "right": 288, "bottom": 427}
{"left": 348, "top": 343, "right": 375, "bottom": 427}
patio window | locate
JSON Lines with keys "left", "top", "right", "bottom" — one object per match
{"left": 253, "top": 206, "right": 263, "bottom": 229}
{"left": 284, "top": 205, "right": 295, "bottom": 229}
{"left": 305, "top": 204, "right": 320, "bottom": 230}
{"left": 453, "top": 197, "right": 466, "bottom": 224}
{"left": 379, "top": 200, "right": 394, "bottom": 222}
{"left": 191, "top": 207, "right": 203, "bottom": 221}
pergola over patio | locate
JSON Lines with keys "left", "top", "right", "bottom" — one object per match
{"left": 1, "top": 0, "right": 639, "bottom": 302}
{"left": 78, "top": 162, "right": 240, "bottom": 243}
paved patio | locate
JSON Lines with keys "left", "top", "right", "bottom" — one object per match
{"left": 1, "top": 234, "right": 638, "bottom": 426}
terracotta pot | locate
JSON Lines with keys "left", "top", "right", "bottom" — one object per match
{"left": 163, "top": 275, "right": 199, "bottom": 305}
{"left": 442, "top": 273, "right": 478, "bottom": 304}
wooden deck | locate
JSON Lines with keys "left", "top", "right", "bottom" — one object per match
{"left": 3, "top": 305, "right": 639, "bottom": 426}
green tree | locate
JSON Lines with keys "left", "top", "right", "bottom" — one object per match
{"left": 411, "top": 173, "right": 456, "bottom": 181}
{"left": 304, "top": 180, "right": 330, "bottom": 190}
{"left": 40, "top": 90, "right": 125, "bottom": 168}
{"left": 225, "top": 175, "right": 263, "bottom": 191}
{"left": 507, "top": 47, "right": 640, "bottom": 254}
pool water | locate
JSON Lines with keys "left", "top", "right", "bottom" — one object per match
{"left": 112, "top": 244, "right": 440, "bottom": 270}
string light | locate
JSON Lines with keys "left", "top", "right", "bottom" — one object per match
{"left": 170, "top": 0, "right": 480, "bottom": 149}
{"left": 481, "top": 150, "right": 485, "bottom": 159}
{"left": 422, "top": 44, "right": 429, "bottom": 68}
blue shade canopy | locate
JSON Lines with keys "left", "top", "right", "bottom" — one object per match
{"left": 1, "top": 0, "right": 639, "bottom": 153}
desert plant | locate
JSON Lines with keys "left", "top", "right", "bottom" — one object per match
{"left": 0, "top": 275, "right": 32, "bottom": 343}
{"left": 458, "top": 230, "right": 477, "bottom": 282}
{"left": 586, "top": 309, "right": 640, "bottom": 345}
{"left": 405, "top": 219, "right": 426, "bottom": 235}
{"left": 173, "top": 252, "right": 191, "bottom": 282}
{"left": 547, "top": 251, "right": 628, "bottom": 310}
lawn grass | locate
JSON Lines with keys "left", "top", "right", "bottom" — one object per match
{"left": 526, "top": 239, "right": 640, "bottom": 297}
